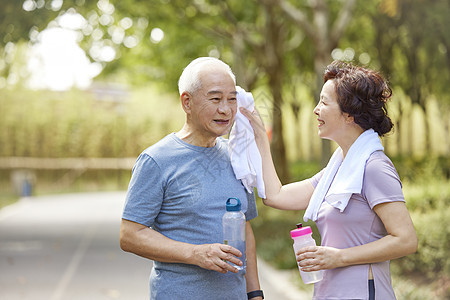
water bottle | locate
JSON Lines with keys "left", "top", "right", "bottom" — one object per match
{"left": 223, "top": 197, "right": 246, "bottom": 271}
{"left": 291, "top": 223, "right": 323, "bottom": 284}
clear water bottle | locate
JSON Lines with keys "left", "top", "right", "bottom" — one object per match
{"left": 291, "top": 223, "right": 323, "bottom": 284}
{"left": 223, "top": 197, "right": 246, "bottom": 272}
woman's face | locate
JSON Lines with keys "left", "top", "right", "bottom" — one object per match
{"left": 313, "top": 80, "right": 349, "bottom": 141}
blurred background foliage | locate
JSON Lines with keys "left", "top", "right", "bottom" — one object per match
{"left": 0, "top": 0, "right": 449, "bottom": 298}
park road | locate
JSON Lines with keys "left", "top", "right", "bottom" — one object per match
{"left": 0, "top": 191, "right": 311, "bottom": 300}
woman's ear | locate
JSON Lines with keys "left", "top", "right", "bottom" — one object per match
{"left": 181, "top": 92, "right": 191, "bottom": 113}
{"left": 344, "top": 113, "right": 355, "bottom": 124}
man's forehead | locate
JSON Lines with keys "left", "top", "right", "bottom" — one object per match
{"left": 206, "top": 90, "right": 237, "bottom": 95}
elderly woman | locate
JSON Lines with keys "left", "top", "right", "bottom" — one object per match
{"left": 241, "top": 60, "right": 417, "bottom": 300}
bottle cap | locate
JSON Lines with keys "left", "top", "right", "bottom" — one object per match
{"left": 226, "top": 197, "right": 241, "bottom": 211}
{"left": 290, "top": 223, "right": 312, "bottom": 238}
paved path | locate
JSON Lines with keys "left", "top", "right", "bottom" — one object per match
{"left": 0, "top": 192, "right": 311, "bottom": 300}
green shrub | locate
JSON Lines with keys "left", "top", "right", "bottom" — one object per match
{"left": 288, "top": 160, "right": 320, "bottom": 182}
{"left": 395, "top": 202, "right": 450, "bottom": 279}
{"left": 391, "top": 155, "right": 450, "bottom": 183}
{"left": 252, "top": 203, "right": 321, "bottom": 269}
{"left": 403, "top": 178, "right": 450, "bottom": 212}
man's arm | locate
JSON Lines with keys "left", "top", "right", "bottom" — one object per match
{"left": 120, "top": 219, "right": 243, "bottom": 274}
{"left": 245, "top": 221, "right": 263, "bottom": 299}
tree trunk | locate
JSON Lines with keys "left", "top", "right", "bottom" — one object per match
{"left": 269, "top": 73, "right": 290, "bottom": 183}
{"left": 232, "top": 32, "right": 248, "bottom": 90}
{"left": 264, "top": 3, "right": 290, "bottom": 183}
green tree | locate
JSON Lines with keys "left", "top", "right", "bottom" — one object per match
{"left": 1, "top": 0, "right": 449, "bottom": 179}
{"left": 275, "top": 0, "right": 357, "bottom": 166}
{"left": 373, "top": 0, "right": 450, "bottom": 107}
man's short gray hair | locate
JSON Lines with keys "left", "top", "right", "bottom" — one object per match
{"left": 178, "top": 57, "right": 236, "bottom": 96}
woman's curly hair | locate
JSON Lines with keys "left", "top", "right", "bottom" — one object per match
{"left": 323, "top": 60, "right": 394, "bottom": 136}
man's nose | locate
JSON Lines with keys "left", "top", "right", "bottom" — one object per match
{"left": 218, "top": 100, "right": 232, "bottom": 114}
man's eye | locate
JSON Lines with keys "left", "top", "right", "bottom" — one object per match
{"left": 229, "top": 98, "right": 237, "bottom": 101}
{"left": 210, "top": 97, "right": 220, "bottom": 101}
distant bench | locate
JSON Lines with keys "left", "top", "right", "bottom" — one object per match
{"left": 0, "top": 157, "right": 136, "bottom": 196}
{"left": 0, "top": 157, "right": 136, "bottom": 170}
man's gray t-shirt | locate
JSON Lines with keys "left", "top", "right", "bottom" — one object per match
{"left": 123, "top": 133, "right": 257, "bottom": 300}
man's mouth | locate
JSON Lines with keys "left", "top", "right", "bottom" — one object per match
{"left": 214, "top": 119, "right": 230, "bottom": 125}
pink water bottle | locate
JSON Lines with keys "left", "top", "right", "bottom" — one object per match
{"left": 290, "top": 223, "right": 323, "bottom": 284}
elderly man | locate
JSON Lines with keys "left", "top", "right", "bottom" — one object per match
{"left": 120, "top": 57, "right": 263, "bottom": 300}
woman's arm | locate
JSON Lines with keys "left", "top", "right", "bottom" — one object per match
{"left": 240, "top": 107, "right": 314, "bottom": 210}
{"left": 296, "top": 201, "right": 417, "bottom": 271}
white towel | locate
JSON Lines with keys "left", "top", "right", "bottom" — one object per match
{"left": 303, "top": 129, "right": 384, "bottom": 222}
{"left": 229, "top": 86, "right": 266, "bottom": 198}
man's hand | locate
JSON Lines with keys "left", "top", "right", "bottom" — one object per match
{"left": 192, "top": 243, "right": 243, "bottom": 274}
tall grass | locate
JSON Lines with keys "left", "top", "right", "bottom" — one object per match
{"left": 0, "top": 86, "right": 184, "bottom": 158}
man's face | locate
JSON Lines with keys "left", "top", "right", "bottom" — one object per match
{"left": 187, "top": 69, "right": 237, "bottom": 139}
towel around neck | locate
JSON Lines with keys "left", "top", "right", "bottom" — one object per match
{"left": 303, "top": 129, "right": 384, "bottom": 222}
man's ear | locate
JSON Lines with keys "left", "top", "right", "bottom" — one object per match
{"left": 181, "top": 92, "right": 192, "bottom": 113}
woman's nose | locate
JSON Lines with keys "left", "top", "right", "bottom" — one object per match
{"left": 313, "top": 103, "right": 320, "bottom": 115}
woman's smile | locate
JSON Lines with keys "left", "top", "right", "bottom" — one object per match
{"left": 317, "top": 118, "right": 325, "bottom": 127}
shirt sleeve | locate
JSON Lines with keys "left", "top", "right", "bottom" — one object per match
{"left": 122, "top": 153, "right": 165, "bottom": 227}
{"left": 363, "top": 153, "right": 405, "bottom": 209}
{"left": 244, "top": 190, "right": 258, "bottom": 221}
